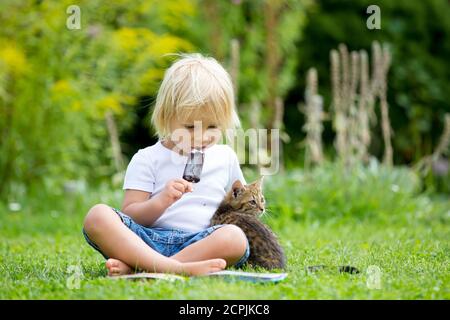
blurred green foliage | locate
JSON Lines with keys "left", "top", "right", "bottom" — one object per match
{"left": 286, "top": 0, "right": 450, "bottom": 166}
{"left": 0, "top": 0, "right": 195, "bottom": 199}
{"left": 193, "top": 0, "right": 309, "bottom": 105}
{"left": 1, "top": 0, "right": 449, "bottom": 200}
{"left": 259, "top": 160, "right": 427, "bottom": 226}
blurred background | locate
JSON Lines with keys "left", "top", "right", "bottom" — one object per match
{"left": 1, "top": 0, "right": 449, "bottom": 202}
{"left": 1, "top": 0, "right": 449, "bottom": 300}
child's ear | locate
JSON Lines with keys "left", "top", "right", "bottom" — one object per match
{"left": 231, "top": 180, "right": 244, "bottom": 198}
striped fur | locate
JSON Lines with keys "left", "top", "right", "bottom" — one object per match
{"left": 211, "top": 177, "right": 286, "bottom": 270}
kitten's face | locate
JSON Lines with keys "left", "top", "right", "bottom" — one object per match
{"left": 225, "top": 177, "right": 266, "bottom": 216}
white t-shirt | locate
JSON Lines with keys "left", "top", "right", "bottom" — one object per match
{"left": 122, "top": 140, "right": 246, "bottom": 232}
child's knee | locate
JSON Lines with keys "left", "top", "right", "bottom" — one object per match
{"left": 216, "top": 224, "right": 248, "bottom": 257}
{"left": 83, "top": 204, "right": 117, "bottom": 236}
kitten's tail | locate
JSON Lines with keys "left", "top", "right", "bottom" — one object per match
{"left": 306, "top": 265, "right": 360, "bottom": 274}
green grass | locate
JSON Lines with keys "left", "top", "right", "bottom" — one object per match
{"left": 1, "top": 163, "right": 449, "bottom": 299}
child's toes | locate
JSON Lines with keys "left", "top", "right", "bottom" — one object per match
{"left": 211, "top": 258, "right": 227, "bottom": 269}
{"left": 110, "top": 268, "right": 119, "bottom": 275}
{"left": 108, "top": 267, "right": 120, "bottom": 276}
{"left": 106, "top": 259, "right": 118, "bottom": 269}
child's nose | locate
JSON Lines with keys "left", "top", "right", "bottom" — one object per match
{"left": 192, "top": 133, "right": 209, "bottom": 147}
{"left": 192, "top": 135, "right": 202, "bottom": 145}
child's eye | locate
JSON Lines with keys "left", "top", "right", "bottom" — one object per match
{"left": 184, "top": 125, "right": 195, "bottom": 129}
{"left": 208, "top": 125, "right": 218, "bottom": 129}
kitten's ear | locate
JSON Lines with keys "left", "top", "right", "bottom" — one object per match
{"left": 255, "top": 175, "right": 265, "bottom": 188}
{"left": 231, "top": 180, "right": 244, "bottom": 198}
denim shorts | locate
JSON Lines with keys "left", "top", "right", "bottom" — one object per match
{"left": 82, "top": 207, "right": 250, "bottom": 268}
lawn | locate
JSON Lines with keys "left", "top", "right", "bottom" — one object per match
{"left": 1, "top": 164, "right": 449, "bottom": 299}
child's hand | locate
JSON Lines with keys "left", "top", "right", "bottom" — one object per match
{"left": 159, "top": 178, "right": 193, "bottom": 206}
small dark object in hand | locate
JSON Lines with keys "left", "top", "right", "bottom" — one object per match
{"left": 183, "top": 149, "right": 204, "bottom": 183}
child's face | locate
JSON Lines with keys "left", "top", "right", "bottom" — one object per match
{"left": 168, "top": 110, "right": 222, "bottom": 153}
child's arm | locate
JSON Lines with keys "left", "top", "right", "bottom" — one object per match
{"left": 121, "top": 178, "right": 193, "bottom": 227}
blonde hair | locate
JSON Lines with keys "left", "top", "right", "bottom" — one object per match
{"left": 151, "top": 53, "right": 240, "bottom": 138}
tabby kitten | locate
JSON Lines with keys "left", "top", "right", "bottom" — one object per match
{"left": 211, "top": 177, "right": 286, "bottom": 270}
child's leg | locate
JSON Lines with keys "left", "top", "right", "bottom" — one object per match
{"left": 83, "top": 204, "right": 226, "bottom": 276}
{"left": 170, "top": 225, "right": 248, "bottom": 266}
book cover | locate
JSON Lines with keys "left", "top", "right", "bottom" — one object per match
{"left": 197, "top": 270, "right": 288, "bottom": 283}
{"left": 109, "top": 271, "right": 288, "bottom": 283}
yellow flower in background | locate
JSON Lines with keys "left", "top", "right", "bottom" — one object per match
{"left": 114, "top": 28, "right": 139, "bottom": 50}
{"left": 0, "top": 43, "right": 28, "bottom": 76}
{"left": 111, "top": 27, "right": 194, "bottom": 97}
{"left": 51, "top": 80, "right": 77, "bottom": 109}
{"left": 160, "top": 0, "right": 195, "bottom": 28}
{"left": 52, "top": 80, "right": 73, "bottom": 95}
{"left": 114, "top": 27, "right": 156, "bottom": 52}
{"left": 147, "top": 34, "right": 193, "bottom": 58}
{"left": 139, "top": 68, "right": 164, "bottom": 93}
{"left": 95, "top": 94, "right": 124, "bottom": 117}
{"left": 70, "top": 101, "right": 82, "bottom": 112}
{"left": 120, "top": 94, "right": 137, "bottom": 105}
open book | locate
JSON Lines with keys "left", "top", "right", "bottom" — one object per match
{"left": 109, "top": 270, "right": 288, "bottom": 283}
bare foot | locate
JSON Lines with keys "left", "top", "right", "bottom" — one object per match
{"left": 106, "top": 257, "right": 226, "bottom": 277}
{"left": 179, "top": 258, "right": 226, "bottom": 276}
{"left": 106, "top": 258, "right": 134, "bottom": 276}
